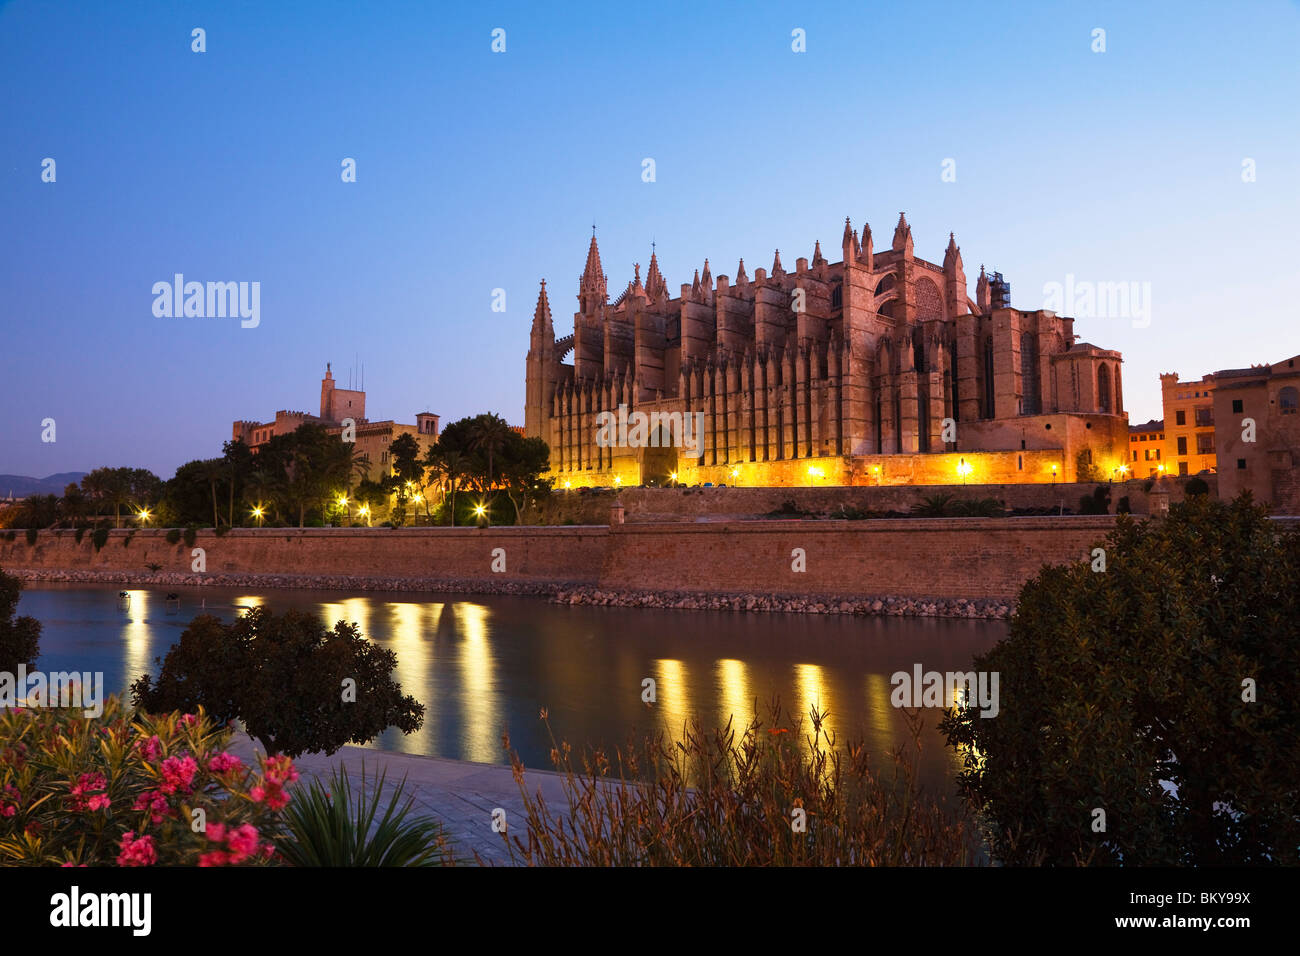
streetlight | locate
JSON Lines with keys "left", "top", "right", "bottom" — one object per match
{"left": 957, "top": 458, "right": 972, "bottom": 484}
{"left": 473, "top": 502, "right": 489, "bottom": 528}
{"left": 251, "top": 505, "right": 265, "bottom": 528}
{"left": 669, "top": 471, "right": 678, "bottom": 487}
{"left": 137, "top": 509, "right": 152, "bottom": 527}
{"left": 730, "top": 466, "right": 740, "bottom": 487}
{"left": 357, "top": 504, "right": 371, "bottom": 527}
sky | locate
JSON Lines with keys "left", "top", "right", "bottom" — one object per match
{"left": 2, "top": 0, "right": 1298, "bottom": 478}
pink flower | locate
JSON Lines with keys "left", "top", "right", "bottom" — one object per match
{"left": 117, "top": 831, "right": 157, "bottom": 867}
{"left": 179, "top": 714, "right": 199, "bottom": 727}
{"left": 263, "top": 755, "right": 299, "bottom": 787}
{"left": 198, "top": 850, "right": 229, "bottom": 867}
{"left": 208, "top": 752, "right": 244, "bottom": 775}
{"left": 60, "top": 862, "right": 87, "bottom": 867}
{"left": 132, "top": 789, "right": 172, "bottom": 824}
{"left": 137, "top": 735, "right": 163, "bottom": 762}
{"left": 159, "top": 754, "right": 198, "bottom": 795}
{"left": 249, "top": 785, "right": 265, "bottom": 803}
{"left": 205, "top": 822, "right": 226, "bottom": 843}
{"left": 226, "top": 824, "right": 260, "bottom": 862}
{"left": 67, "top": 772, "right": 108, "bottom": 811}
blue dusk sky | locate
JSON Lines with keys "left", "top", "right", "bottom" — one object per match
{"left": 2, "top": 0, "right": 1298, "bottom": 478}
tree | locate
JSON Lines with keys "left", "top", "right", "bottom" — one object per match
{"left": 941, "top": 494, "right": 1300, "bottom": 865}
{"left": 384, "top": 433, "right": 425, "bottom": 526}
{"left": 195, "top": 459, "right": 226, "bottom": 528}
{"left": 221, "top": 440, "right": 254, "bottom": 528}
{"left": 466, "top": 413, "right": 512, "bottom": 492}
{"left": 425, "top": 446, "right": 469, "bottom": 526}
{"left": 131, "top": 607, "right": 425, "bottom": 758}
{"left": 498, "top": 433, "right": 551, "bottom": 524}
{"left": 0, "top": 567, "right": 40, "bottom": 673}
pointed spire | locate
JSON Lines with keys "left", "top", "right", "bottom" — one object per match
{"left": 976, "top": 265, "right": 991, "bottom": 312}
{"left": 645, "top": 247, "right": 667, "bottom": 301}
{"left": 812, "top": 240, "right": 825, "bottom": 266}
{"left": 691, "top": 268, "right": 701, "bottom": 297}
{"left": 736, "top": 258, "right": 748, "bottom": 283}
{"left": 944, "top": 232, "right": 961, "bottom": 267}
{"left": 842, "top": 217, "right": 853, "bottom": 246}
{"left": 892, "top": 212, "right": 912, "bottom": 253}
{"left": 771, "top": 249, "right": 784, "bottom": 276}
{"left": 579, "top": 231, "right": 607, "bottom": 311}
{"left": 701, "top": 258, "right": 712, "bottom": 288}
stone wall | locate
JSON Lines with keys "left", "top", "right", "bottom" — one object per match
{"left": 1, "top": 518, "right": 1118, "bottom": 604}
{"left": 534, "top": 476, "right": 1215, "bottom": 525}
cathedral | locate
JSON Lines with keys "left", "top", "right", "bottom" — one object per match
{"left": 525, "top": 215, "right": 1129, "bottom": 487}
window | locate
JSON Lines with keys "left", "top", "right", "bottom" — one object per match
{"left": 1156, "top": 449, "right": 1161, "bottom": 460}
{"left": 1237, "top": 458, "right": 1247, "bottom": 470}
{"left": 1179, "top": 462, "right": 1188, "bottom": 476}
{"left": 1133, "top": 450, "right": 1139, "bottom": 461}
{"left": 1232, "top": 399, "right": 1243, "bottom": 414}
{"left": 1130, "top": 435, "right": 1138, "bottom": 443}
{"left": 1195, "top": 407, "right": 1213, "bottom": 426}
{"left": 1177, "top": 436, "right": 1188, "bottom": 455}
{"left": 1197, "top": 434, "right": 1214, "bottom": 455}
{"left": 1281, "top": 387, "right": 1299, "bottom": 415}
{"left": 1176, "top": 410, "right": 1186, "bottom": 426}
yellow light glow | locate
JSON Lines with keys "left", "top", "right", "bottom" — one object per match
{"left": 338, "top": 496, "right": 348, "bottom": 507}
{"left": 564, "top": 480, "right": 572, "bottom": 489}
{"left": 473, "top": 503, "right": 487, "bottom": 517}
{"left": 730, "top": 468, "right": 739, "bottom": 478}
{"left": 956, "top": 458, "right": 973, "bottom": 478}
{"left": 669, "top": 472, "right": 677, "bottom": 482}
{"left": 357, "top": 505, "right": 370, "bottom": 516}
{"left": 412, "top": 493, "right": 423, "bottom": 503}
{"left": 137, "top": 509, "right": 151, "bottom": 523}
{"left": 251, "top": 506, "right": 264, "bottom": 518}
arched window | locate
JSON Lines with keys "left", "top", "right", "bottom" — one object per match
{"left": 912, "top": 326, "right": 927, "bottom": 374}
{"left": 1280, "top": 386, "right": 1298, "bottom": 415}
{"left": 831, "top": 284, "right": 843, "bottom": 309}
{"left": 1098, "top": 363, "right": 1112, "bottom": 413}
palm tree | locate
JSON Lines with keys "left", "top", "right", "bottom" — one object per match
{"left": 196, "top": 459, "right": 225, "bottom": 528}
{"left": 467, "top": 414, "right": 511, "bottom": 492}
{"left": 436, "top": 449, "right": 469, "bottom": 527}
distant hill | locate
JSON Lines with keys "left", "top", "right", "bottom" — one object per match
{"left": 0, "top": 473, "right": 88, "bottom": 499}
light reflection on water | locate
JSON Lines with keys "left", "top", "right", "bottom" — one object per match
{"left": 17, "top": 584, "right": 1004, "bottom": 792}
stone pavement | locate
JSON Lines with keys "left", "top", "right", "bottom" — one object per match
{"left": 228, "top": 735, "right": 570, "bottom": 866}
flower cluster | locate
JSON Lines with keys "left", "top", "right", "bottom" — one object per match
{"left": 117, "top": 831, "right": 157, "bottom": 867}
{"left": 0, "top": 696, "right": 291, "bottom": 866}
{"left": 199, "top": 822, "right": 276, "bottom": 866}
{"left": 67, "top": 772, "right": 110, "bottom": 812}
{"left": 250, "top": 754, "right": 300, "bottom": 811}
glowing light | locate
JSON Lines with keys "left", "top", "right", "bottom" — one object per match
{"left": 473, "top": 503, "right": 487, "bottom": 517}
{"left": 564, "top": 480, "right": 572, "bottom": 489}
{"left": 669, "top": 472, "right": 677, "bottom": 482}
{"left": 412, "top": 493, "right": 423, "bottom": 503}
{"left": 357, "top": 505, "right": 370, "bottom": 516}
{"left": 730, "top": 468, "right": 740, "bottom": 478}
{"left": 956, "top": 458, "right": 973, "bottom": 480}
{"left": 136, "top": 509, "right": 151, "bottom": 524}
{"left": 337, "top": 496, "right": 348, "bottom": 507}
{"left": 251, "top": 506, "right": 264, "bottom": 518}
{"left": 613, "top": 476, "right": 622, "bottom": 486}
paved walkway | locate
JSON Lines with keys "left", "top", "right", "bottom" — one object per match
{"left": 228, "top": 736, "right": 570, "bottom": 865}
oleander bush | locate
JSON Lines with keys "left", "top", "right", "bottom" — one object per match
{"left": 502, "top": 700, "right": 980, "bottom": 866}
{"left": 0, "top": 696, "right": 292, "bottom": 866}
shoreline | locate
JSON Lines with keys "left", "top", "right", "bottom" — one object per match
{"left": 10, "top": 567, "right": 1013, "bottom": 619}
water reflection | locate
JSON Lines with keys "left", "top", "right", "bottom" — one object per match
{"left": 17, "top": 584, "right": 1005, "bottom": 792}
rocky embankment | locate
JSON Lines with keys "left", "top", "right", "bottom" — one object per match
{"left": 13, "top": 568, "right": 1012, "bottom": 619}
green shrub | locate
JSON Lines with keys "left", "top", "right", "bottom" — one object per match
{"left": 24, "top": 529, "right": 37, "bottom": 547}
{"left": 0, "top": 567, "right": 41, "bottom": 672}
{"left": 166, "top": 529, "right": 182, "bottom": 545}
{"left": 131, "top": 607, "right": 425, "bottom": 758}
{"left": 911, "top": 492, "right": 956, "bottom": 517}
{"left": 74, "top": 527, "right": 86, "bottom": 545}
{"left": 183, "top": 528, "right": 197, "bottom": 548}
{"left": 214, "top": 526, "right": 230, "bottom": 538}
{"left": 277, "top": 764, "right": 452, "bottom": 867}
{"left": 1184, "top": 476, "right": 1210, "bottom": 497}
{"left": 942, "top": 494, "right": 1300, "bottom": 865}
{"left": 1077, "top": 485, "right": 1111, "bottom": 515}
{"left": 91, "top": 527, "right": 109, "bottom": 551}
{"left": 122, "top": 532, "right": 134, "bottom": 548}
{"left": 950, "top": 497, "right": 1005, "bottom": 518}
{"left": 0, "top": 697, "right": 289, "bottom": 866}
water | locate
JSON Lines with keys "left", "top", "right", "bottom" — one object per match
{"left": 17, "top": 584, "right": 1004, "bottom": 791}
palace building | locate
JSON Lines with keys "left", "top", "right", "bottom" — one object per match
{"left": 526, "top": 216, "right": 1130, "bottom": 487}
{"left": 232, "top": 364, "right": 439, "bottom": 480}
